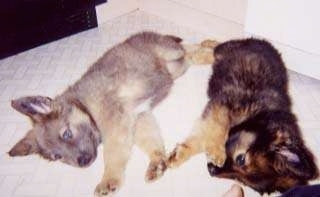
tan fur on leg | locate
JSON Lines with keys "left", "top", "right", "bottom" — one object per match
{"left": 134, "top": 111, "right": 167, "bottom": 182}
{"left": 167, "top": 119, "right": 206, "bottom": 168}
{"left": 203, "top": 104, "right": 230, "bottom": 167}
{"left": 183, "top": 39, "right": 219, "bottom": 65}
{"left": 168, "top": 104, "right": 230, "bottom": 168}
{"left": 94, "top": 110, "right": 134, "bottom": 197}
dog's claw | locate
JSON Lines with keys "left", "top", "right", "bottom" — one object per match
{"left": 94, "top": 178, "right": 120, "bottom": 197}
{"left": 145, "top": 159, "right": 167, "bottom": 182}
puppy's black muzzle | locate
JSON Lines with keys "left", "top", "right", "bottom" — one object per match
{"left": 207, "top": 162, "right": 223, "bottom": 176}
{"left": 77, "top": 153, "right": 92, "bottom": 167}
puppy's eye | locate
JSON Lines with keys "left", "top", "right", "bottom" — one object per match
{"left": 235, "top": 154, "right": 246, "bottom": 166}
{"left": 62, "top": 128, "right": 73, "bottom": 140}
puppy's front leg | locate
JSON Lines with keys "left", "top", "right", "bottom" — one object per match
{"left": 167, "top": 118, "right": 206, "bottom": 168}
{"left": 203, "top": 104, "right": 230, "bottom": 167}
{"left": 94, "top": 112, "right": 134, "bottom": 197}
{"left": 168, "top": 104, "right": 230, "bottom": 168}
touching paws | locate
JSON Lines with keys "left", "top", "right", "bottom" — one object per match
{"left": 145, "top": 159, "right": 167, "bottom": 182}
{"left": 94, "top": 178, "right": 121, "bottom": 197}
{"left": 206, "top": 145, "right": 226, "bottom": 168}
{"left": 167, "top": 143, "right": 190, "bottom": 168}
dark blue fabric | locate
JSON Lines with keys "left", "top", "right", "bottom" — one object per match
{"left": 280, "top": 185, "right": 320, "bottom": 197}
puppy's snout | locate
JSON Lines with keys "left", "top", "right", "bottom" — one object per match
{"left": 77, "top": 153, "right": 92, "bottom": 167}
{"left": 207, "top": 162, "right": 222, "bottom": 176}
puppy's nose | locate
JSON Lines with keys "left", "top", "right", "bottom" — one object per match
{"left": 77, "top": 153, "right": 92, "bottom": 167}
{"left": 207, "top": 162, "right": 222, "bottom": 176}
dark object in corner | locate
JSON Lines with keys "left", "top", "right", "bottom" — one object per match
{"left": 280, "top": 184, "right": 320, "bottom": 197}
{"left": 0, "top": 0, "right": 106, "bottom": 60}
{"left": 95, "top": 0, "right": 107, "bottom": 5}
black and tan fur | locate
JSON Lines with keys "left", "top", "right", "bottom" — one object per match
{"left": 8, "top": 32, "right": 217, "bottom": 197}
{"left": 168, "top": 38, "right": 319, "bottom": 194}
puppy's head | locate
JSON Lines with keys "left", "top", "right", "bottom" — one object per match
{"left": 207, "top": 111, "right": 319, "bottom": 194}
{"left": 9, "top": 96, "right": 101, "bottom": 168}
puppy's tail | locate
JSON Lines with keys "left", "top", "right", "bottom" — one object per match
{"left": 183, "top": 39, "right": 219, "bottom": 65}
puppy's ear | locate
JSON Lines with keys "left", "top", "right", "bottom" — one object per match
{"left": 275, "top": 145, "right": 318, "bottom": 180}
{"left": 8, "top": 130, "right": 39, "bottom": 156}
{"left": 11, "top": 96, "right": 54, "bottom": 121}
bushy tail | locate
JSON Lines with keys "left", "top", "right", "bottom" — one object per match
{"left": 183, "top": 39, "right": 219, "bottom": 65}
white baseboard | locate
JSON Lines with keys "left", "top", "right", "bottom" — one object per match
{"left": 275, "top": 43, "right": 320, "bottom": 80}
{"left": 96, "top": 0, "right": 139, "bottom": 25}
{"left": 96, "top": 0, "right": 320, "bottom": 80}
{"left": 138, "top": 0, "right": 244, "bottom": 41}
{"left": 245, "top": 33, "right": 320, "bottom": 80}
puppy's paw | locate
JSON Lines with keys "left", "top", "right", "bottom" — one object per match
{"left": 206, "top": 146, "right": 226, "bottom": 168}
{"left": 94, "top": 178, "right": 121, "bottom": 197}
{"left": 145, "top": 159, "right": 167, "bottom": 182}
{"left": 167, "top": 143, "right": 189, "bottom": 168}
{"left": 211, "top": 153, "right": 226, "bottom": 167}
{"left": 200, "top": 40, "right": 219, "bottom": 48}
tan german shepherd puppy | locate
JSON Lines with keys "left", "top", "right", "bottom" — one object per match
{"left": 8, "top": 32, "right": 217, "bottom": 197}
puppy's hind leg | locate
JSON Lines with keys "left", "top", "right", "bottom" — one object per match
{"left": 154, "top": 37, "right": 185, "bottom": 62}
{"left": 166, "top": 58, "right": 189, "bottom": 79}
{"left": 155, "top": 45, "right": 189, "bottom": 79}
{"left": 134, "top": 111, "right": 167, "bottom": 182}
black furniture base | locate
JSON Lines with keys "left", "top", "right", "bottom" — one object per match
{"left": 0, "top": 0, "right": 104, "bottom": 59}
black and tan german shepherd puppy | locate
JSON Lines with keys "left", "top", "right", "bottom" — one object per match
{"left": 168, "top": 38, "right": 319, "bottom": 194}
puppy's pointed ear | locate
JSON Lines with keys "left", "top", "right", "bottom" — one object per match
{"left": 271, "top": 129, "right": 318, "bottom": 180}
{"left": 11, "top": 96, "right": 53, "bottom": 121}
{"left": 8, "top": 130, "right": 39, "bottom": 156}
{"left": 277, "top": 148, "right": 300, "bottom": 162}
{"left": 275, "top": 145, "right": 319, "bottom": 180}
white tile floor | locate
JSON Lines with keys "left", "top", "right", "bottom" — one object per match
{"left": 0, "top": 11, "right": 320, "bottom": 197}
